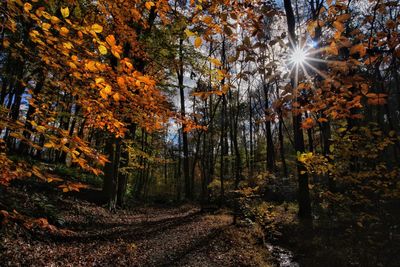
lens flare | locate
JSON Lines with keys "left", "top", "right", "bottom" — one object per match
{"left": 290, "top": 46, "right": 308, "bottom": 65}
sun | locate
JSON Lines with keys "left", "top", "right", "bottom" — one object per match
{"left": 290, "top": 46, "right": 308, "bottom": 65}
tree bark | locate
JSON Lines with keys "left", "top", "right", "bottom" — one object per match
{"left": 284, "top": 0, "right": 312, "bottom": 219}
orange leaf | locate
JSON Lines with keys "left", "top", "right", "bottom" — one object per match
{"left": 194, "top": 37, "right": 202, "bottom": 48}
{"left": 106, "top": 35, "right": 116, "bottom": 46}
{"left": 145, "top": 1, "right": 155, "bottom": 10}
{"left": 333, "top": 21, "right": 344, "bottom": 32}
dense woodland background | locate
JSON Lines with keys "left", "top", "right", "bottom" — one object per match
{"left": 1, "top": 0, "right": 399, "bottom": 266}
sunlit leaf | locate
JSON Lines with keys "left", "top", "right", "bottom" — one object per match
{"left": 61, "top": 7, "right": 69, "bottom": 18}
{"left": 145, "top": 1, "right": 155, "bottom": 10}
{"left": 98, "top": 45, "right": 108, "bottom": 55}
{"left": 194, "top": 37, "right": 202, "bottom": 48}
{"left": 91, "top": 24, "right": 103, "bottom": 33}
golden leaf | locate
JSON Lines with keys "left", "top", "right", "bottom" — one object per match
{"left": 209, "top": 57, "right": 222, "bottom": 66}
{"left": 184, "top": 29, "right": 195, "bottom": 37}
{"left": 63, "top": 42, "right": 73, "bottom": 50}
{"left": 68, "top": 62, "right": 77, "bottom": 69}
{"left": 98, "top": 45, "right": 108, "bottom": 55}
{"left": 44, "top": 142, "right": 53, "bottom": 148}
{"left": 95, "top": 77, "right": 105, "bottom": 84}
{"left": 194, "top": 37, "right": 202, "bottom": 48}
{"left": 36, "top": 126, "right": 46, "bottom": 133}
{"left": 113, "top": 93, "right": 120, "bottom": 102}
{"left": 41, "top": 11, "right": 51, "bottom": 20}
{"left": 51, "top": 16, "right": 61, "bottom": 24}
{"left": 100, "top": 89, "right": 108, "bottom": 99}
{"left": 24, "top": 3, "right": 33, "bottom": 13}
{"left": 3, "top": 39, "right": 10, "bottom": 48}
{"left": 41, "top": 23, "right": 51, "bottom": 31}
{"left": 60, "top": 27, "right": 69, "bottom": 36}
{"left": 85, "top": 61, "right": 97, "bottom": 72}
{"left": 61, "top": 7, "right": 69, "bottom": 18}
{"left": 91, "top": 24, "right": 103, "bottom": 33}
{"left": 145, "top": 1, "right": 155, "bottom": 10}
{"left": 103, "top": 84, "right": 112, "bottom": 95}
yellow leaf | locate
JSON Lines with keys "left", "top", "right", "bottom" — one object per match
{"left": 41, "top": 23, "right": 51, "bottom": 31}
{"left": 145, "top": 1, "right": 155, "bottom": 10}
{"left": 91, "top": 24, "right": 103, "bottom": 33}
{"left": 62, "top": 187, "right": 69, "bottom": 193}
{"left": 24, "top": 3, "right": 32, "bottom": 13}
{"left": 61, "top": 7, "right": 69, "bottom": 18}
{"left": 95, "top": 77, "right": 105, "bottom": 84}
{"left": 36, "top": 126, "right": 46, "bottom": 133}
{"left": 44, "top": 142, "right": 53, "bottom": 148}
{"left": 209, "top": 57, "right": 222, "bottom": 66}
{"left": 69, "top": 61, "right": 78, "bottom": 69}
{"left": 41, "top": 11, "right": 51, "bottom": 20}
{"left": 63, "top": 42, "right": 73, "bottom": 50}
{"left": 194, "top": 37, "right": 202, "bottom": 48}
{"left": 184, "top": 29, "right": 195, "bottom": 37}
{"left": 85, "top": 61, "right": 97, "bottom": 72}
{"left": 98, "top": 45, "right": 108, "bottom": 55}
{"left": 51, "top": 16, "right": 61, "bottom": 24}
{"left": 103, "top": 84, "right": 112, "bottom": 94}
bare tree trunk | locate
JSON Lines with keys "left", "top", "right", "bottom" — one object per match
{"left": 284, "top": 0, "right": 312, "bottom": 219}
{"left": 263, "top": 83, "right": 276, "bottom": 172}
{"left": 103, "top": 136, "right": 121, "bottom": 211}
{"left": 177, "top": 37, "right": 191, "bottom": 200}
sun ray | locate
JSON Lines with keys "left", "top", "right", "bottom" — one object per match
{"left": 303, "top": 61, "right": 329, "bottom": 80}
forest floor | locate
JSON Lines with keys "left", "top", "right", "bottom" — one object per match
{"left": 0, "top": 180, "right": 273, "bottom": 267}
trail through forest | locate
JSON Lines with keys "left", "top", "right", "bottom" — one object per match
{"left": 1, "top": 187, "right": 273, "bottom": 266}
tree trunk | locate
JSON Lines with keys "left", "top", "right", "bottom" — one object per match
{"left": 103, "top": 136, "right": 121, "bottom": 211}
{"left": 263, "top": 83, "right": 276, "bottom": 172}
{"left": 284, "top": 0, "right": 312, "bottom": 219}
{"left": 177, "top": 37, "right": 192, "bottom": 200}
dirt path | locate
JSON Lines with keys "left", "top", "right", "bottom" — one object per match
{"left": 1, "top": 200, "right": 272, "bottom": 266}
